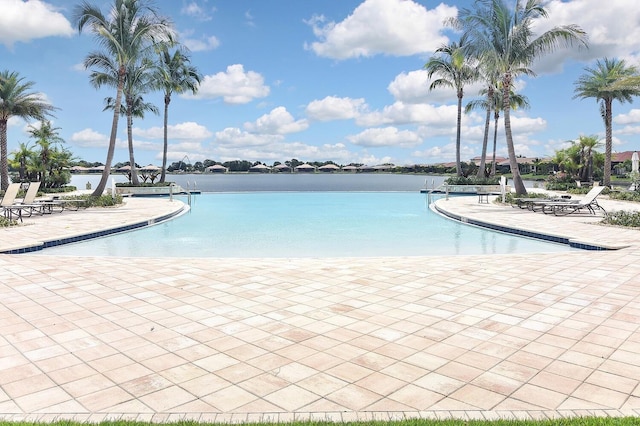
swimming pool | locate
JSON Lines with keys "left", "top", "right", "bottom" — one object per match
{"left": 39, "top": 192, "right": 573, "bottom": 258}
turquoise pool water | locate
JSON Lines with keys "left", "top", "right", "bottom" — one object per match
{"left": 40, "top": 192, "right": 573, "bottom": 258}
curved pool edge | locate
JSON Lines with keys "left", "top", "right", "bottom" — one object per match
{"left": 432, "top": 196, "right": 630, "bottom": 251}
{"left": 0, "top": 199, "right": 189, "bottom": 255}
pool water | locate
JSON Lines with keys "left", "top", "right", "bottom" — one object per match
{"left": 40, "top": 192, "right": 573, "bottom": 258}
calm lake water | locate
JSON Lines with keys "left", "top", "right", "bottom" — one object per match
{"left": 45, "top": 177, "right": 571, "bottom": 258}
{"left": 74, "top": 172, "right": 446, "bottom": 193}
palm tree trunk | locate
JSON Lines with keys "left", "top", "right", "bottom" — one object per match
{"left": 0, "top": 120, "right": 9, "bottom": 191}
{"left": 502, "top": 72, "right": 527, "bottom": 195}
{"left": 160, "top": 95, "right": 170, "bottom": 183}
{"left": 127, "top": 108, "right": 140, "bottom": 186}
{"left": 604, "top": 98, "right": 613, "bottom": 187}
{"left": 92, "top": 73, "right": 124, "bottom": 197}
{"left": 491, "top": 112, "right": 499, "bottom": 177}
{"left": 456, "top": 92, "right": 463, "bottom": 176}
{"left": 476, "top": 105, "right": 491, "bottom": 178}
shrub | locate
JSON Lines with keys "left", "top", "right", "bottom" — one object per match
{"left": 545, "top": 172, "right": 577, "bottom": 190}
{"left": 60, "top": 194, "right": 123, "bottom": 207}
{"left": 602, "top": 210, "right": 640, "bottom": 228}
{"left": 116, "top": 182, "right": 171, "bottom": 188}
{"left": 444, "top": 176, "right": 500, "bottom": 185}
{"left": 608, "top": 190, "right": 640, "bottom": 202}
{"left": 0, "top": 216, "right": 18, "bottom": 227}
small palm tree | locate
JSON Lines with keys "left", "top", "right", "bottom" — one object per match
{"left": 10, "top": 142, "right": 35, "bottom": 182}
{"left": 574, "top": 58, "right": 640, "bottom": 187}
{"left": 74, "top": 0, "right": 174, "bottom": 196}
{"left": 152, "top": 45, "right": 201, "bottom": 183}
{"left": 575, "top": 135, "right": 601, "bottom": 182}
{"left": 28, "top": 121, "right": 65, "bottom": 187}
{"left": 425, "top": 36, "right": 479, "bottom": 176}
{"left": 466, "top": 84, "right": 530, "bottom": 177}
{"left": 457, "top": 0, "right": 587, "bottom": 194}
{"left": 0, "top": 70, "right": 56, "bottom": 190}
{"left": 104, "top": 90, "right": 159, "bottom": 183}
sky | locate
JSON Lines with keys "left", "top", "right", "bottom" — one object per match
{"left": 2, "top": 0, "right": 640, "bottom": 168}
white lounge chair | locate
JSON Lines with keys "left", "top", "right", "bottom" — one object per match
{"left": 537, "top": 185, "right": 606, "bottom": 216}
{"left": 0, "top": 183, "right": 26, "bottom": 221}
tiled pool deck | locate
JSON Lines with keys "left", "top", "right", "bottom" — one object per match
{"left": 1, "top": 194, "right": 640, "bottom": 422}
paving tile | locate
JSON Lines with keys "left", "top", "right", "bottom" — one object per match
{"left": 2, "top": 195, "right": 640, "bottom": 420}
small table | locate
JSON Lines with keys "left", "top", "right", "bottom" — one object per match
{"left": 477, "top": 192, "right": 490, "bottom": 203}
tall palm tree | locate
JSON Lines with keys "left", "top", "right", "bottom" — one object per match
{"left": 0, "top": 70, "right": 56, "bottom": 190}
{"left": 104, "top": 90, "right": 159, "bottom": 183}
{"left": 74, "top": 0, "right": 174, "bottom": 196}
{"left": 425, "top": 36, "right": 479, "bottom": 176}
{"left": 574, "top": 58, "right": 640, "bottom": 187}
{"left": 457, "top": 0, "right": 587, "bottom": 194}
{"left": 152, "top": 45, "right": 201, "bottom": 183}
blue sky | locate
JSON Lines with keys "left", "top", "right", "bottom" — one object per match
{"left": 2, "top": 0, "right": 640, "bottom": 167}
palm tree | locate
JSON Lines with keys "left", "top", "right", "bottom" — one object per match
{"left": 28, "top": 121, "right": 65, "bottom": 187}
{"left": 100, "top": 58, "right": 157, "bottom": 186}
{"left": 0, "top": 70, "right": 56, "bottom": 190}
{"left": 466, "top": 84, "right": 530, "bottom": 177}
{"left": 104, "top": 90, "right": 159, "bottom": 183}
{"left": 425, "top": 36, "right": 479, "bottom": 176}
{"left": 10, "top": 142, "right": 35, "bottom": 182}
{"left": 456, "top": 0, "right": 587, "bottom": 194}
{"left": 74, "top": 0, "right": 174, "bottom": 196}
{"left": 575, "top": 135, "right": 601, "bottom": 182}
{"left": 152, "top": 45, "right": 201, "bottom": 183}
{"left": 574, "top": 58, "right": 640, "bottom": 187}
{"left": 465, "top": 77, "right": 496, "bottom": 178}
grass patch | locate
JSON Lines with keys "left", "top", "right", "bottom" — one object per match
{"left": 2, "top": 418, "right": 640, "bottom": 426}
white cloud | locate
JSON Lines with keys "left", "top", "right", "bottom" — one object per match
{"left": 0, "top": 0, "right": 73, "bottom": 48}
{"left": 70, "top": 128, "right": 108, "bottom": 148}
{"left": 243, "top": 107, "right": 309, "bottom": 134}
{"left": 305, "top": 0, "right": 457, "bottom": 59}
{"left": 214, "top": 127, "right": 285, "bottom": 147}
{"left": 193, "top": 64, "right": 270, "bottom": 104}
{"left": 182, "top": 35, "right": 220, "bottom": 52}
{"left": 509, "top": 116, "right": 548, "bottom": 134}
{"left": 614, "top": 109, "right": 640, "bottom": 125}
{"left": 132, "top": 122, "right": 212, "bottom": 140}
{"left": 305, "top": 96, "right": 368, "bottom": 121}
{"left": 181, "top": 1, "right": 214, "bottom": 21}
{"left": 347, "top": 127, "right": 422, "bottom": 148}
{"left": 356, "top": 101, "right": 459, "bottom": 127}
{"left": 530, "top": 0, "right": 640, "bottom": 73}
{"left": 388, "top": 69, "right": 487, "bottom": 104}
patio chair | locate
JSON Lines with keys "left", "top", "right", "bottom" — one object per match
{"left": 537, "top": 185, "right": 606, "bottom": 216}
{"left": 0, "top": 183, "right": 26, "bottom": 221}
{"left": 513, "top": 194, "right": 572, "bottom": 211}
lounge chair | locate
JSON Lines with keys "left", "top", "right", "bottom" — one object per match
{"left": 536, "top": 185, "right": 606, "bottom": 216}
{"left": 0, "top": 183, "right": 26, "bottom": 221}
{"left": 513, "top": 194, "right": 572, "bottom": 211}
